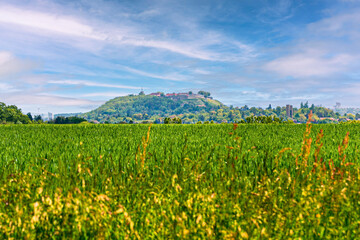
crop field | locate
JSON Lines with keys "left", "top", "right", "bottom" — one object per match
{"left": 1, "top": 122, "right": 360, "bottom": 239}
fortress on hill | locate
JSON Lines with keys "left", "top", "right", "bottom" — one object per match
{"left": 148, "top": 91, "right": 213, "bottom": 100}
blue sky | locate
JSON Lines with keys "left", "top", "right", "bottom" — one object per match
{"left": 1, "top": 0, "right": 360, "bottom": 114}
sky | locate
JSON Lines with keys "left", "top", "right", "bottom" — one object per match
{"left": 1, "top": 0, "right": 360, "bottom": 114}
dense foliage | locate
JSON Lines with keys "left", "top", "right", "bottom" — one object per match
{"left": 54, "top": 113, "right": 83, "bottom": 118}
{"left": 1, "top": 122, "right": 360, "bottom": 238}
{"left": 81, "top": 94, "right": 224, "bottom": 123}
{"left": 80, "top": 94, "right": 340, "bottom": 124}
{"left": 50, "top": 116, "right": 88, "bottom": 124}
{"left": 239, "top": 115, "right": 291, "bottom": 124}
{"left": 0, "top": 102, "right": 31, "bottom": 124}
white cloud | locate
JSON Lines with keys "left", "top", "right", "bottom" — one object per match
{"left": 0, "top": 6, "right": 106, "bottom": 40}
{"left": 121, "top": 65, "right": 187, "bottom": 81}
{"left": 333, "top": 82, "right": 360, "bottom": 95}
{"left": 261, "top": 8, "right": 360, "bottom": 79}
{"left": 0, "top": 82, "right": 19, "bottom": 93}
{"left": 0, "top": 52, "right": 12, "bottom": 65}
{"left": 0, "top": 92, "right": 104, "bottom": 113}
{"left": 48, "top": 79, "right": 142, "bottom": 90}
{"left": 82, "top": 92, "right": 129, "bottom": 97}
{"left": 0, "top": 51, "right": 38, "bottom": 78}
{"left": 120, "top": 38, "right": 220, "bottom": 61}
{"left": 256, "top": 0, "right": 296, "bottom": 24}
{"left": 307, "top": 11, "right": 360, "bottom": 38}
{"left": 192, "top": 69, "right": 212, "bottom": 75}
{"left": 340, "top": 0, "right": 360, "bottom": 3}
{"left": 264, "top": 52, "right": 354, "bottom": 77}
{"left": 1, "top": 93, "right": 102, "bottom": 108}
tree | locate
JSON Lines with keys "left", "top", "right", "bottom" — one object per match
{"left": 54, "top": 116, "right": 65, "bottom": 124}
{"left": 164, "top": 117, "right": 171, "bottom": 124}
{"left": 275, "top": 106, "right": 281, "bottom": 115}
{"left": 0, "top": 103, "right": 31, "bottom": 124}
{"left": 250, "top": 107, "right": 258, "bottom": 115}
{"left": 241, "top": 105, "right": 249, "bottom": 111}
{"left": 34, "top": 115, "right": 43, "bottom": 122}
{"left": 198, "top": 91, "right": 211, "bottom": 98}
{"left": 304, "top": 101, "right": 309, "bottom": 108}
{"left": 27, "top": 112, "right": 33, "bottom": 121}
{"left": 172, "top": 117, "right": 182, "bottom": 124}
{"left": 310, "top": 104, "right": 315, "bottom": 111}
{"left": 347, "top": 113, "right": 355, "bottom": 120}
{"left": 267, "top": 104, "right": 272, "bottom": 110}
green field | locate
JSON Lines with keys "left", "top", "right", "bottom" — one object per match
{"left": 1, "top": 123, "right": 360, "bottom": 239}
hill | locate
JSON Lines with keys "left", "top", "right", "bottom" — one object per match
{"left": 81, "top": 91, "right": 225, "bottom": 123}
{"left": 81, "top": 92, "right": 343, "bottom": 124}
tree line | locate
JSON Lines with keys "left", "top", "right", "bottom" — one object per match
{"left": 0, "top": 102, "right": 87, "bottom": 124}
{"left": 0, "top": 102, "right": 31, "bottom": 124}
{"left": 0, "top": 99, "right": 349, "bottom": 125}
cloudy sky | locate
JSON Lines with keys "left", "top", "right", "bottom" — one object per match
{"left": 1, "top": 0, "right": 360, "bottom": 114}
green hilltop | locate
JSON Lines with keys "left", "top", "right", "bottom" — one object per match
{"left": 82, "top": 91, "right": 225, "bottom": 123}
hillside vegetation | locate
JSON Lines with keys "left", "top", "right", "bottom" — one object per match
{"left": 81, "top": 92, "right": 340, "bottom": 124}
{"left": 82, "top": 92, "right": 224, "bottom": 123}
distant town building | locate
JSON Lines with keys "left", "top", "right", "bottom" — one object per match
{"left": 149, "top": 91, "right": 207, "bottom": 100}
{"left": 175, "top": 93, "right": 190, "bottom": 100}
{"left": 149, "top": 92, "right": 162, "bottom": 97}
{"left": 286, "top": 105, "right": 293, "bottom": 118}
{"left": 48, "top": 112, "right": 53, "bottom": 121}
{"left": 41, "top": 114, "right": 46, "bottom": 120}
{"left": 188, "top": 94, "right": 205, "bottom": 99}
{"left": 335, "top": 102, "right": 341, "bottom": 108}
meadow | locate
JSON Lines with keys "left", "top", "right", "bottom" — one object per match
{"left": 0, "top": 121, "right": 360, "bottom": 239}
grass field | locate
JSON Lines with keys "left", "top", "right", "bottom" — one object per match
{"left": 1, "top": 122, "right": 360, "bottom": 239}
